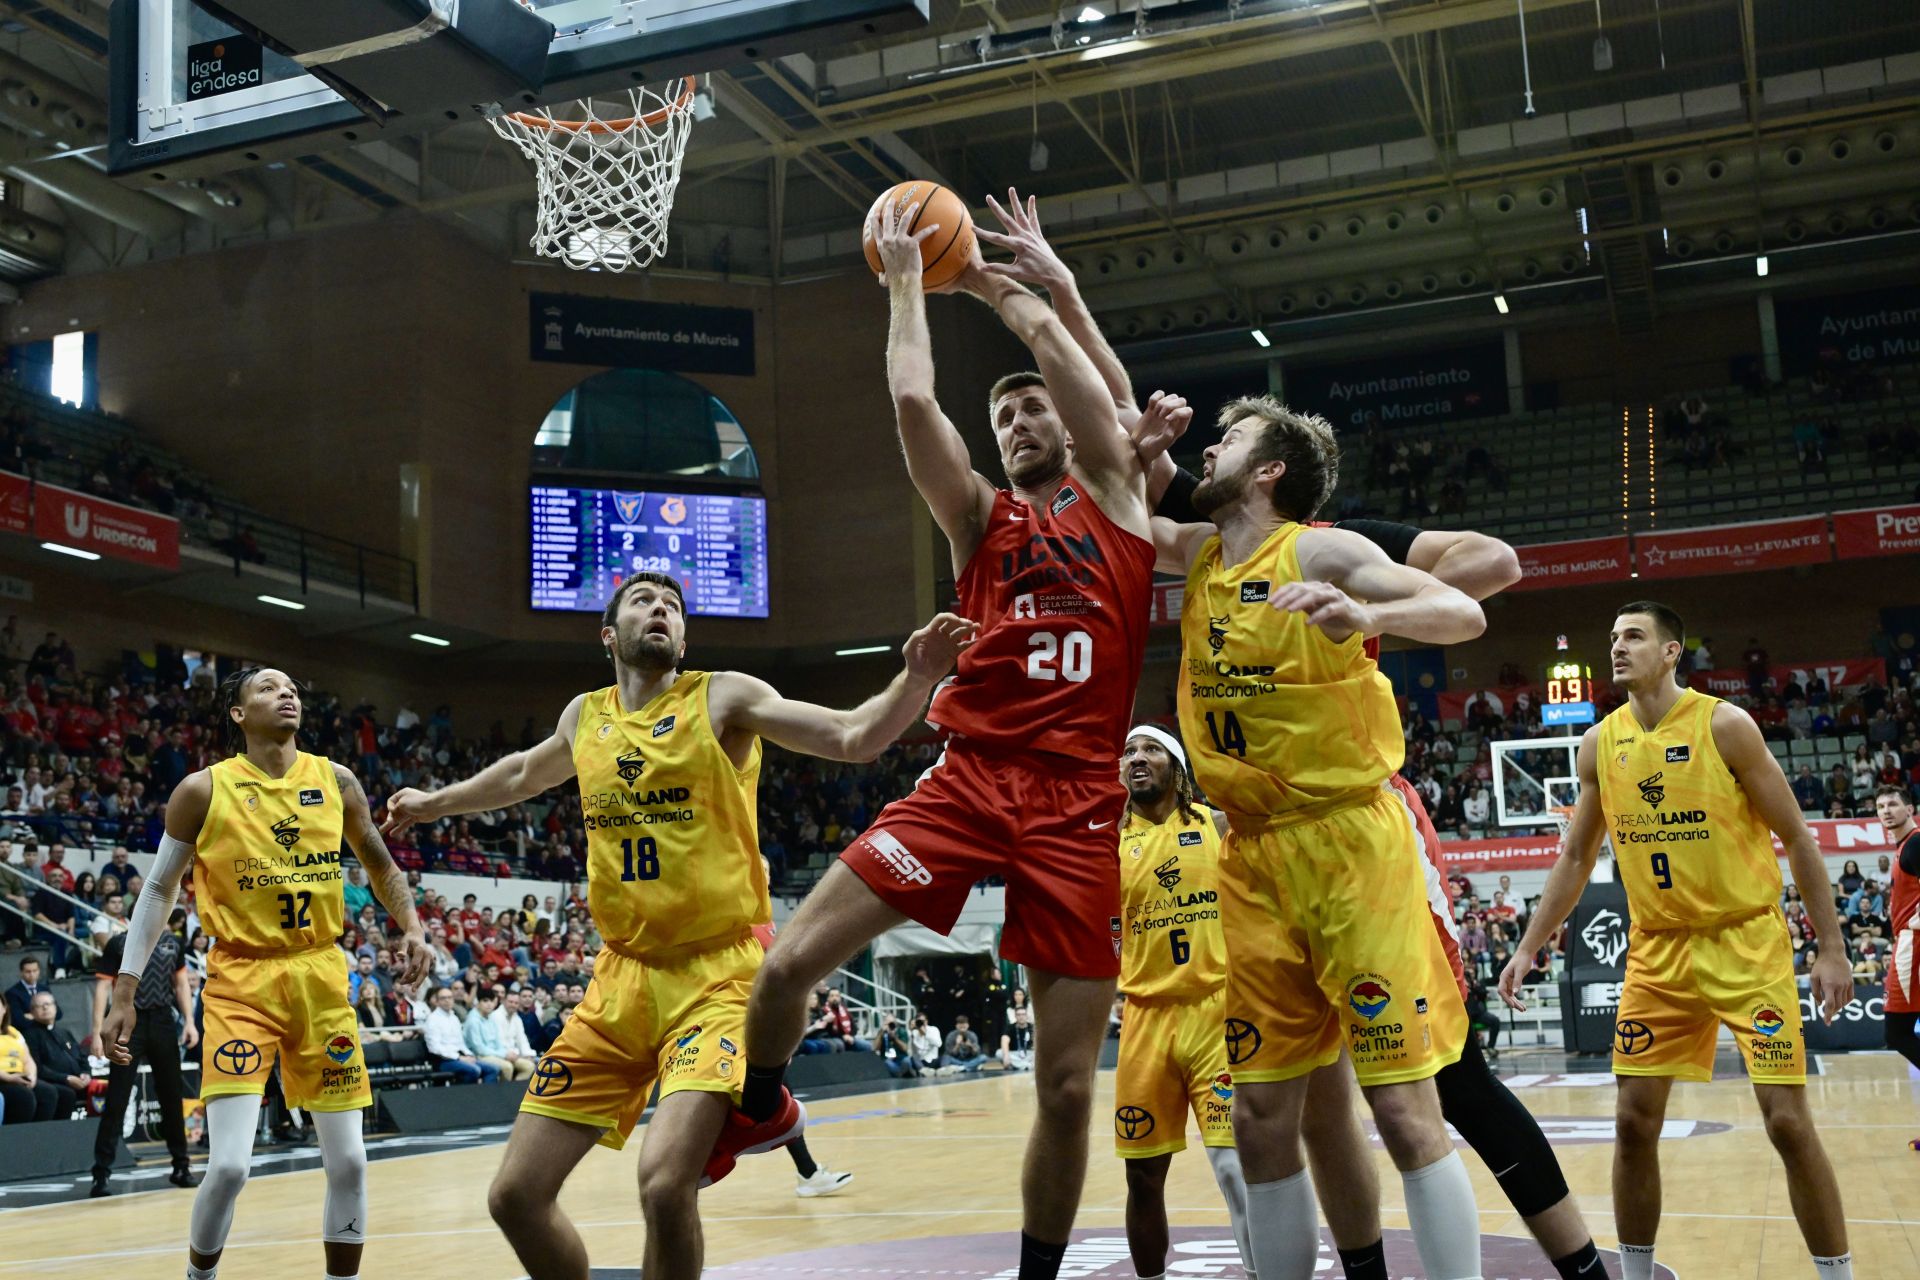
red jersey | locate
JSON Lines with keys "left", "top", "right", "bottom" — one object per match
{"left": 1888, "top": 827, "right": 1920, "bottom": 1013}
{"left": 927, "top": 480, "right": 1154, "bottom": 764}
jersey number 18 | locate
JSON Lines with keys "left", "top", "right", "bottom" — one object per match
{"left": 620, "top": 836, "right": 661, "bottom": 882}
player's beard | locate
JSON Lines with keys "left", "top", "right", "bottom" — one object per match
{"left": 1191, "top": 465, "right": 1245, "bottom": 519}
{"left": 1004, "top": 435, "right": 1068, "bottom": 489}
{"left": 615, "top": 625, "right": 677, "bottom": 673}
{"left": 1125, "top": 763, "right": 1170, "bottom": 808}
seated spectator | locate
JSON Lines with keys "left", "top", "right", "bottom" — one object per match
{"left": 940, "top": 1015, "right": 987, "bottom": 1074}
{"left": 355, "top": 977, "right": 407, "bottom": 1041}
{"left": 1523, "top": 949, "right": 1554, "bottom": 986}
{"left": 0, "top": 999, "right": 59, "bottom": 1122}
{"left": 4, "top": 955, "right": 47, "bottom": 1027}
{"left": 21, "top": 990, "right": 98, "bottom": 1117}
{"left": 1837, "top": 860, "right": 1864, "bottom": 896}
{"left": 876, "top": 1016, "right": 918, "bottom": 1078}
{"left": 797, "top": 990, "right": 838, "bottom": 1055}
{"left": 1465, "top": 976, "right": 1501, "bottom": 1060}
{"left": 487, "top": 989, "right": 538, "bottom": 1079}
{"left": 423, "top": 986, "right": 496, "bottom": 1083}
{"left": 999, "top": 1008, "right": 1035, "bottom": 1071}
{"left": 819, "top": 989, "right": 870, "bottom": 1054}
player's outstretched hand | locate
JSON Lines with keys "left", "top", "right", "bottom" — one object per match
{"left": 1131, "top": 390, "right": 1192, "bottom": 465}
{"left": 870, "top": 197, "right": 939, "bottom": 288}
{"left": 380, "top": 787, "right": 433, "bottom": 840}
{"left": 977, "top": 189, "right": 1072, "bottom": 294}
{"left": 396, "top": 928, "right": 435, "bottom": 994}
{"left": 1496, "top": 950, "right": 1531, "bottom": 1012}
{"left": 1809, "top": 950, "right": 1854, "bottom": 1024}
{"left": 101, "top": 1000, "right": 136, "bottom": 1067}
{"left": 1270, "top": 580, "right": 1373, "bottom": 643}
{"left": 903, "top": 613, "right": 980, "bottom": 681}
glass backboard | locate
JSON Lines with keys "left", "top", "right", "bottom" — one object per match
{"left": 109, "top": 0, "right": 929, "bottom": 178}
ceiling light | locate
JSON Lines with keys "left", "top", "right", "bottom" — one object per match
{"left": 257, "top": 594, "right": 306, "bottom": 611}
{"left": 1494, "top": 293, "right": 1510, "bottom": 314}
{"left": 41, "top": 541, "right": 98, "bottom": 560}
{"left": 1075, "top": 6, "right": 1103, "bottom": 21}
{"left": 410, "top": 633, "right": 451, "bottom": 648}
{"left": 835, "top": 644, "right": 890, "bottom": 657}
{"left": 1250, "top": 328, "right": 1271, "bottom": 348}
{"left": 1755, "top": 254, "right": 1769, "bottom": 277}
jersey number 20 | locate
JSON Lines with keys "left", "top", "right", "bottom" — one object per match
{"left": 620, "top": 836, "right": 661, "bottom": 882}
{"left": 1026, "top": 631, "right": 1092, "bottom": 683}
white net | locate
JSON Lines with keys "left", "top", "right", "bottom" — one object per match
{"left": 490, "top": 79, "right": 696, "bottom": 272}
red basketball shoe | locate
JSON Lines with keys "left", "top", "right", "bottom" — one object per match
{"left": 700, "top": 1088, "right": 806, "bottom": 1188}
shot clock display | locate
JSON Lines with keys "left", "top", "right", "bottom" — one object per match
{"left": 1542, "top": 656, "right": 1596, "bottom": 726}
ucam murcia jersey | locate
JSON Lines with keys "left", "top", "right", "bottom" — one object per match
{"left": 928, "top": 480, "right": 1155, "bottom": 764}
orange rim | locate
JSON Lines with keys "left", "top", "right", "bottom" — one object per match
{"left": 506, "top": 76, "right": 697, "bottom": 133}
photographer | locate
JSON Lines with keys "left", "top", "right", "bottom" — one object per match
{"left": 876, "top": 1015, "right": 918, "bottom": 1078}
{"left": 909, "top": 1014, "right": 942, "bottom": 1072}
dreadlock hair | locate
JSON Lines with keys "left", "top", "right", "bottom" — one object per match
{"left": 216, "top": 666, "right": 307, "bottom": 756}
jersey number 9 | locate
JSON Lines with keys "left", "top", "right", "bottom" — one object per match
{"left": 1650, "top": 851, "right": 1673, "bottom": 890}
{"left": 621, "top": 836, "right": 661, "bottom": 882}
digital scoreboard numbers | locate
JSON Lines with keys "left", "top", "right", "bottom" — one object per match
{"left": 531, "top": 486, "right": 769, "bottom": 618}
{"left": 1542, "top": 653, "right": 1596, "bottom": 726}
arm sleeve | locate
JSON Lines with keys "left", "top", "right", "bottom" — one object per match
{"left": 1152, "top": 464, "right": 1203, "bottom": 524}
{"left": 118, "top": 834, "right": 193, "bottom": 980}
{"left": 1902, "top": 833, "right": 1920, "bottom": 878}
{"left": 1332, "top": 518, "right": 1423, "bottom": 565}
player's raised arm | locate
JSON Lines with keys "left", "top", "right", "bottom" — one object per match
{"left": 335, "top": 763, "right": 433, "bottom": 991}
{"left": 711, "top": 613, "right": 977, "bottom": 762}
{"left": 102, "top": 769, "right": 208, "bottom": 1064}
{"left": 1291, "top": 525, "right": 1486, "bottom": 645}
{"left": 1339, "top": 521, "right": 1524, "bottom": 601}
{"left": 382, "top": 694, "right": 584, "bottom": 838}
{"left": 1499, "top": 727, "right": 1608, "bottom": 1011}
{"left": 872, "top": 198, "right": 997, "bottom": 563}
{"left": 1712, "top": 702, "right": 1853, "bottom": 1023}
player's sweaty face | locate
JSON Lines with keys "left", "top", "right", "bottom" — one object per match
{"left": 993, "top": 389, "right": 1070, "bottom": 487}
{"left": 1608, "top": 616, "right": 1670, "bottom": 684}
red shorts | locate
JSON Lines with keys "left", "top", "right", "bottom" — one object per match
{"left": 842, "top": 742, "right": 1125, "bottom": 979}
{"left": 1388, "top": 774, "right": 1469, "bottom": 1003}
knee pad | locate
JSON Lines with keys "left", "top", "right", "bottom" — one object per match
{"left": 1434, "top": 1054, "right": 1569, "bottom": 1218}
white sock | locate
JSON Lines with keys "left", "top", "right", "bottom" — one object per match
{"left": 325, "top": 1274, "right": 359, "bottom": 1280}
{"left": 1400, "top": 1151, "right": 1482, "bottom": 1280}
{"left": 1204, "top": 1144, "right": 1256, "bottom": 1277}
{"left": 1620, "top": 1243, "right": 1656, "bottom": 1280}
{"left": 1243, "top": 1169, "right": 1319, "bottom": 1280}
{"left": 186, "top": 1266, "right": 217, "bottom": 1280}
{"left": 1812, "top": 1254, "right": 1852, "bottom": 1278}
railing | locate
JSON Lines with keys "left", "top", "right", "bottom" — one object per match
{"left": 0, "top": 384, "right": 419, "bottom": 609}
{"left": 0, "top": 866, "right": 105, "bottom": 961}
{"left": 831, "top": 964, "right": 916, "bottom": 1036}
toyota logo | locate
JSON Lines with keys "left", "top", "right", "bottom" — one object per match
{"left": 213, "top": 1038, "right": 262, "bottom": 1076}
{"left": 1225, "top": 1018, "right": 1263, "bottom": 1065}
{"left": 531, "top": 1058, "right": 574, "bottom": 1097}
{"left": 1114, "top": 1106, "right": 1155, "bottom": 1141}
{"left": 1614, "top": 1019, "right": 1656, "bottom": 1057}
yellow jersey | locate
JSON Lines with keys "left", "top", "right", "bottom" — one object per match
{"left": 1176, "top": 523, "right": 1404, "bottom": 819}
{"left": 1594, "top": 689, "right": 1782, "bottom": 929}
{"left": 0, "top": 1026, "right": 25, "bottom": 1075}
{"left": 198, "top": 752, "right": 346, "bottom": 950}
{"left": 1118, "top": 805, "right": 1227, "bottom": 1001}
{"left": 573, "top": 672, "right": 770, "bottom": 957}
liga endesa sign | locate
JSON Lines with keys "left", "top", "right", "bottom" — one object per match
{"left": 1443, "top": 817, "right": 1897, "bottom": 875}
{"left": 1509, "top": 535, "right": 1632, "bottom": 592}
{"left": 1685, "top": 656, "right": 1886, "bottom": 698}
{"left": 1832, "top": 503, "right": 1920, "bottom": 560}
{"left": 31, "top": 482, "right": 179, "bottom": 569}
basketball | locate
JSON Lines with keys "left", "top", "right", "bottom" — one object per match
{"left": 862, "top": 181, "right": 976, "bottom": 290}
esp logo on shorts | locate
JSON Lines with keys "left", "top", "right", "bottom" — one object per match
{"left": 864, "top": 829, "right": 933, "bottom": 886}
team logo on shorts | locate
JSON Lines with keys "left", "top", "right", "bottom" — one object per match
{"left": 271, "top": 815, "right": 301, "bottom": 849}
{"left": 531, "top": 1058, "right": 573, "bottom": 1097}
{"left": 1114, "top": 1105, "right": 1155, "bottom": 1140}
{"left": 1210, "top": 1073, "right": 1233, "bottom": 1101}
{"left": 615, "top": 749, "right": 648, "bottom": 782}
{"left": 324, "top": 1034, "right": 356, "bottom": 1064}
{"left": 1224, "top": 1018, "right": 1262, "bottom": 1065}
{"left": 1206, "top": 616, "right": 1230, "bottom": 654}
{"left": 1614, "top": 1019, "right": 1656, "bottom": 1056}
{"left": 1637, "top": 772, "right": 1666, "bottom": 808}
{"left": 1751, "top": 1006, "right": 1786, "bottom": 1038}
{"left": 1346, "top": 974, "right": 1393, "bottom": 1021}
{"left": 676, "top": 1025, "right": 703, "bottom": 1049}
{"left": 1153, "top": 856, "right": 1182, "bottom": 889}
{"left": 213, "top": 1039, "right": 262, "bottom": 1075}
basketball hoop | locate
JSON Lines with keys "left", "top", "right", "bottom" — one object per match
{"left": 489, "top": 77, "right": 698, "bottom": 272}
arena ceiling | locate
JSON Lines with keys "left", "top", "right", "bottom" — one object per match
{"left": 1, "top": 0, "right": 1918, "bottom": 358}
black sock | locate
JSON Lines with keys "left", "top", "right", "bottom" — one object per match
{"left": 1552, "top": 1240, "right": 1605, "bottom": 1278}
{"left": 741, "top": 1061, "right": 787, "bottom": 1122}
{"left": 787, "top": 1135, "right": 818, "bottom": 1178}
{"left": 1337, "top": 1239, "right": 1389, "bottom": 1280}
{"left": 1018, "top": 1231, "right": 1068, "bottom": 1280}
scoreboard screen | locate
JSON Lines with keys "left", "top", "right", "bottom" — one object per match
{"left": 1542, "top": 657, "right": 1596, "bottom": 726}
{"left": 530, "top": 485, "right": 769, "bottom": 618}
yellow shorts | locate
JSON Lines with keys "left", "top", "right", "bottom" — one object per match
{"left": 1220, "top": 789, "right": 1465, "bottom": 1087}
{"left": 521, "top": 932, "right": 760, "bottom": 1149}
{"left": 1114, "top": 987, "right": 1235, "bottom": 1158}
{"left": 202, "top": 944, "right": 369, "bottom": 1112}
{"left": 1613, "top": 908, "right": 1805, "bottom": 1084}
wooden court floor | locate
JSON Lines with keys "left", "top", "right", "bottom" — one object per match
{"left": 3, "top": 1054, "right": 1916, "bottom": 1278}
